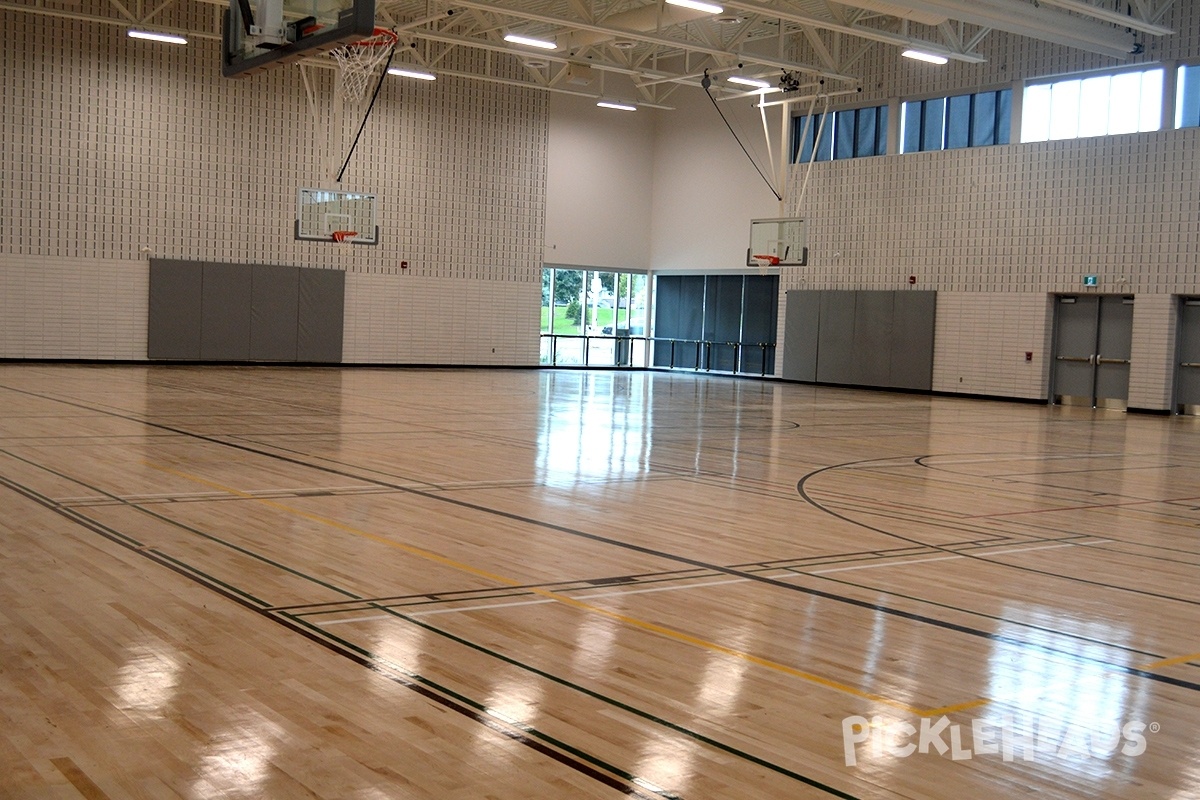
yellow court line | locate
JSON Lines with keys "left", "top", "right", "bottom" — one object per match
{"left": 1139, "top": 652, "right": 1200, "bottom": 671}
{"left": 145, "top": 461, "right": 990, "bottom": 718}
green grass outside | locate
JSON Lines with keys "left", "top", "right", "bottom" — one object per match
{"left": 541, "top": 305, "right": 619, "bottom": 335}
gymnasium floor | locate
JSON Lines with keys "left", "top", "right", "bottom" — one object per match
{"left": 1, "top": 364, "right": 1198, "bottom": 799}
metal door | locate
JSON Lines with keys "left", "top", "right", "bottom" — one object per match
{"left": 1052, "top": 295, "right": 1134, "bottom": 409}
{"left": 1177, "top": 298, "right": 1200, "bottom": 415}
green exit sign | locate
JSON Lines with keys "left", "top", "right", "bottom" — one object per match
{"left": 1082, "top": 275, "right": 1099, "bottom": 287}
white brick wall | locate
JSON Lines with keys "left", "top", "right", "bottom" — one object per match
{"left": 0, "top": 256, "right": 148, "bottom": 359}
{"left": 931, "top": 292, "right": 1050, "bottom": 400}
{"left": 0, "top": 11, "right": 545, "bottom": 365}
{"left": 342, "top": 273, "right": 539, "bottom": 365}
{"left": 1129, "top": 294, "right": 1177, "bottom": 410}
{"left": 774, "top": 131, "right": 1200, "bottom": 409}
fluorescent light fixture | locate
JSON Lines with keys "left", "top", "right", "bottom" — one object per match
{"left": 127, "top": 29, "right": 188, "bottom": 45}
{"left": 901, "top": 49, "right": 948, "bottom": 65}
{"left": 503, "top": 33, "right": 558, "bottom": 50}
{"left": 597, "top": 101, "right": 637, "bottom": 111}
{"left": 387, "top": 67, "right": 436, "bottom": 81}
{"left": 665, "top": 0, "right": 724, "bottom": 13}
{"left": 727, "top": 76, "right": 771, "bottom": 89}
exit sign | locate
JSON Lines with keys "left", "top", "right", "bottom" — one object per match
{"left": 1082, "top": 275, "right": 1099, "bottom": 287}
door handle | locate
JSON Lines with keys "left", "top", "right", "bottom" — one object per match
{"left": 1056, "top": 356, "right": 1091, "bottom": 363}
{"left": 1182, "top": 362, "right": 1200, "bottom": 369}
{"left": 1096, "top": 357, "right": 1130, "bottom": 365}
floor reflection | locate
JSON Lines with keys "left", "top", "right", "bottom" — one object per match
{"left": 985, "top": 607, "right": 1150, "bottom": 768}
{"left": 189, "top": 711, "right": 281, "bottom": 798}
{"left": 536, "top": 373, "right": 652, "bottom": 486}
{"left": 112, "top": 642, "right": 181, "bottom": 721}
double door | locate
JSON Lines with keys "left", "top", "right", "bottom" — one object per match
{"left": 1052, "top": 295, "right": 1134, "bottom": 410}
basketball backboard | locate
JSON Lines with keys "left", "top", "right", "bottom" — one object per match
{"left": 222, "top": 0, "right": 376, "bottom": 77}
{"left": 295, "top": 188, "right": 379, "bottom": 244}
{"left": 747, "top": 218, "right": 808, "bottom": 267}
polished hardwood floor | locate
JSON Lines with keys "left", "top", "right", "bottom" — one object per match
{"left": 1, "top": 364, "right": 1198, "bottom": 799}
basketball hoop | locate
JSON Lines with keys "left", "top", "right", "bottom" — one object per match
{"left": 330, "top": 28, "right": 398, "bottom": 105}
{"left": 751, "top": 254, "right": 780, "bottom": 275}
{"left": 331, "top": 230, "right": 359, "bottom": 243}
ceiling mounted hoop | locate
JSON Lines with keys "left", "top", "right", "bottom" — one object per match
{"left": 330, "top": 27, "right": 399, "bottom": 105}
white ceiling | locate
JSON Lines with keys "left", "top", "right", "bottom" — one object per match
{"left": 5, "top": 0, "right": 1180, "bottom": 107}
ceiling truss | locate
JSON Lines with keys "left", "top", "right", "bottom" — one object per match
{"left": 2, "top": 0, "right": 1180, "bottom": 108}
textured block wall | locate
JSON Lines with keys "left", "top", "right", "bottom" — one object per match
{"left": 0, "top": 9, "right": 544, "bottom": 364}
{"left": 773, "top": 0, "right": 1200, "bottom": 409}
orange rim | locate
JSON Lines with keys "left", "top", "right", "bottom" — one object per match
{"left": 350, "top": 27, "right": 398, "bottom": 47}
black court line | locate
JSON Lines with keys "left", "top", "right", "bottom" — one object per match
{"left": 766, "top": 567, "right": 1171, "bottom": 665}
{"left": 816, "top": 456, "right": 1200, "bottom": 557}
{"left": 0, "top": 474, "right": 686, "bottom": 800}
{"left": 915, "top": 453, "right": 1193, "bottom": 506}
{"left": 801, "top": 458, "right": 1200, "bottom": 610}
{"left": 994, "top": 464, "right": 1184, "bottom": 477}
{"left": 0, "top": 466, "right": 863, "bottom": 800}
{"left": 272, "top": 567, "right": 707, "bottom": 613}
{"left": 910, "top": 456, "right": 1200, "bottom": 556}
{"left": 6, "top": 382, "right": 1200, "bottom": 697}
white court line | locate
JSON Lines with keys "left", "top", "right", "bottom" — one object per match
{"left": 318, "top": 541, "right": 1116, "bottom": 625}
{"left": 320, "top": 613, "right": 394, "bottom": 625}
{"left": 409, "top": 598, "right": 557, "bottom": 617}
{"left": 318, "top": 598, "right": 558, "bottom": 625}
{"left": 980, "top": 539, "right": 1110, "bottom": 557}
{"left": 581, "top": 577, "right": 748, "bottom": 599}
{"left": 806, "top": 539, "right": 1111, "bottom": 576}
{"left": 810, "top": 555, "right": 962, "bottom": 575}
{"left": 320, "top": 578, "right": 749, "bottom": 624}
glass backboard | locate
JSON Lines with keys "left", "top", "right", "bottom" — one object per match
{"left": 295, "top": 188, "right": 379, "bottom": 244}
{"left": 747, "top": 218, "right": 808, "bottom": 267}
{"left": 222, "top": 0, "right": 376, "bottom": 77}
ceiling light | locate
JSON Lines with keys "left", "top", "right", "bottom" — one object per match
{"left": 612, "top": 40, "right": 638, "bottom": 49}
{"left": 727, "top": 76, "right": 771, "bottom": 89}
{"left": 597, "top": 101, "right": 637, "bottom": 112}
{"left": 901, "top": 49, "right": 948, "bottom": 65}
{"left": 387, "top": 67, "right": 436, "bottom": 81}
{"left": 127, "top": 29, "right": 188, "bottom": 45}
{"left": 665, "top": 0, "right": 724, "bottom": 14}
{"left": 504, "top": 33, "right": 558, "bottom": 50}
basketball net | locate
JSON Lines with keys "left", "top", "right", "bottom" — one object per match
{"left": 751, "top": 254, "right": 780, "bottom": 275}
{"left": 330, "top": 28, "right": 398, "bottom": 105}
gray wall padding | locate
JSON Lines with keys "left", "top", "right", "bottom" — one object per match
{"left": 782, "top": 290, "right": 820, "bottom": 382}
{"left": 250, "top": 264, "right": 300, "bottom": 362}
{"left": 148, "top": 260, "right": 204, "bottom": 360}
{"left": 200, "top": 262, "right": 253, "bottom": 361}
{"left": 815, "top": 291, "right": 857, "bottom": 385}
{"left": 148, "top": 259, "right": 344, "bottom": 362}
{"left": 890, "top": 291, "right": 936, "bottom": 389}
{"left": 787, "top": 290, "right": 936, "bottom": 390}
{"left": 298, "top": 267, "right": 345, "bottom": 363}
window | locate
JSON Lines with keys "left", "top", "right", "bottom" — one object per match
{"left": 791, "top": 105, "right": 887, "bottom": 163}
{"left": 541, "top": 268, "right": 648, "bottom": 367}
{"left": 651, "top": 274, "right": 779, "bottom": 375}
{"left": 1176, "top": 63, "right": 1200, "bottom": 128}
{"left": 1021, "top": 67, "right": 1163, "bottom": 142}
{"left": 901, "top": 89, "right": 1011, "bottom": 152}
